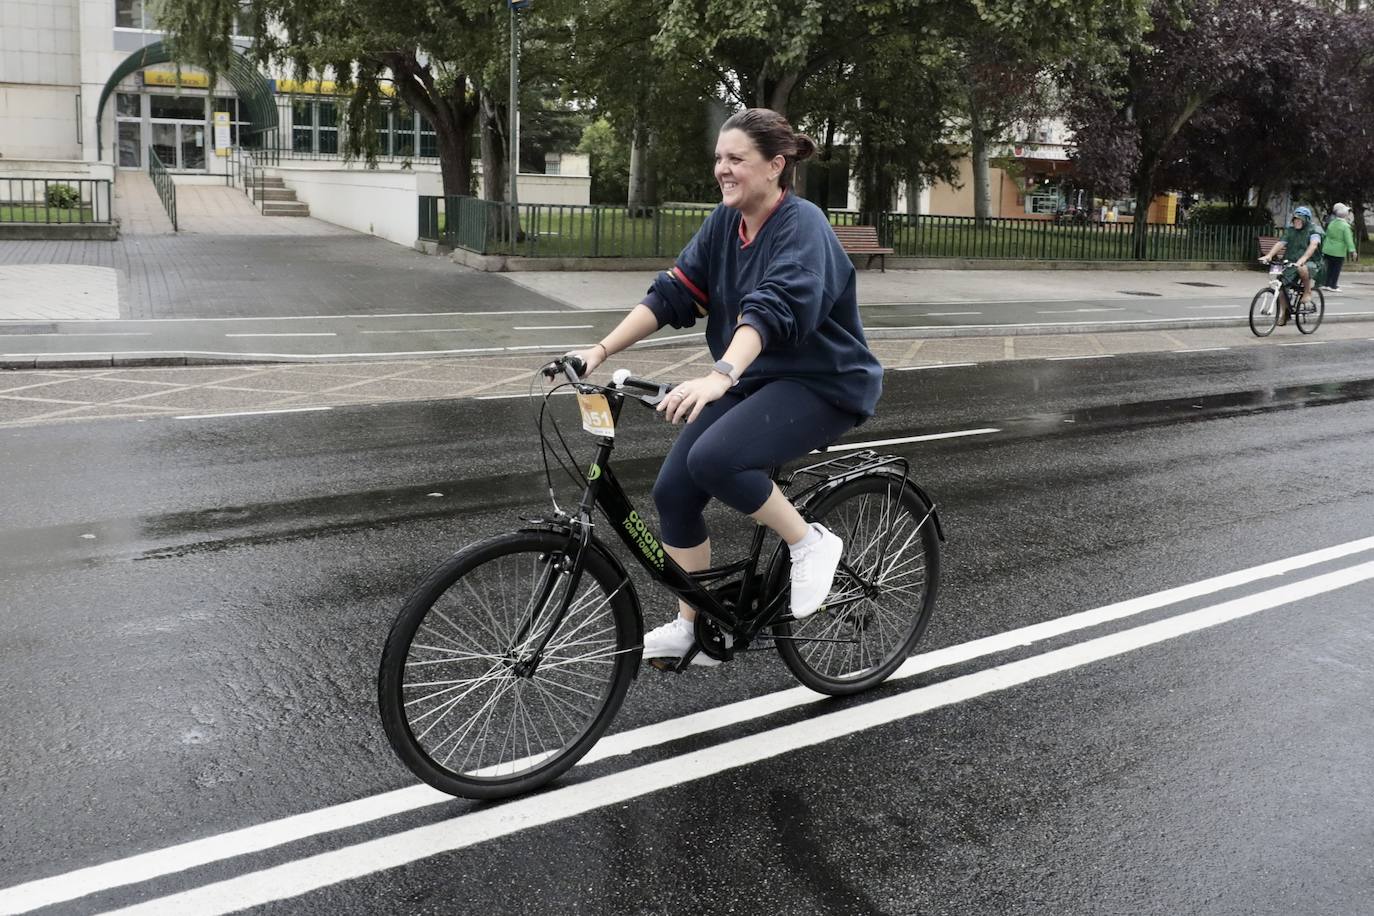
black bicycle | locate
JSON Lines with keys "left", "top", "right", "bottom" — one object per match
{"left": 1250, "top": 259, "right": 1324, "bottom": 337}
{"left": 378, "top": 356, "right": 943, "bottom": 800}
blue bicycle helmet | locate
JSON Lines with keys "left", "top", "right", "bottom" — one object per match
{"left": 1293, "top": 206, "right": 1313, "bottom": 221}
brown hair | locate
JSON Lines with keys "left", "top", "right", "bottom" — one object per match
{"left": 720, "top": 108, "right": 817, "bottom": 190}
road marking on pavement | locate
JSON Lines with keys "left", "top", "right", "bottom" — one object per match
{"left": 174, "top": 407, "right": 333, "bottom": 420}
{"left": 895, "top": 363, "right": 978, "bottom": 371}
{"left": 1174, "top": 347, "right": 1232, "bottom": 353}
{"left": 1278, "top": 340, "right": 1329, "bottom": 346}
{"left": 0, "top": 332, "right": 151, "bottom": 338}
{"left": 358, "top": 329, "right": 471, "bottom": 335}
{"left": 223, "top": 333, "right": 338, "bottom": 338}
{"left": 1187, "top": 305, "right": 1243, "bottom": 310}
{"left": 8, "top": 535, "right": 1374, "bottom": 914}
{"left": 1036, "top": 307, "right": 1127, "bottom": 314}
{"left": 1046, "top": 354, "right": 1115, "bottom": 361}
{"left": 84, "top": 557, "right": 1374, "bottom": 916}
{"left": 922, "top": 311, "right": 982, "bottom": 317}
{"left": 824, "top": 428, "right": 1001, "bottom": 451}
{"left": 512, "top": 325, "right": 595, "bottom": 331}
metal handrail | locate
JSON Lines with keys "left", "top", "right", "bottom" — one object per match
{"left": 0, "top": 177, "right": 112, "bottom": 225}
{"left": 147, "top": 146, "right": 178, "bottom": 231}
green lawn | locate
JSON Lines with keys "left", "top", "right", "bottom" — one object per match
{"left": 0, "top": 205, "right": 98, "bottom": 224}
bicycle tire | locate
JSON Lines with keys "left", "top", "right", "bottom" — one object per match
{"left": 379, "top": 530, "right": 639, "bottom": 800}
{"left": 1296, "top": 287, "right": 1325, "bottom": 334}
{"left": 769, "top": 474, "right": 941, "bottom": 696}
{"left": 1249, "top": 287, "right": 1278, "bottom": 337}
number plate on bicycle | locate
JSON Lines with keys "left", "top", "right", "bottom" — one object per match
{"left": 577, "top": 392, "right": 615, "bottom": 437}
{"left": 1270, "top": 264, "right": 1284, "bottom": 275}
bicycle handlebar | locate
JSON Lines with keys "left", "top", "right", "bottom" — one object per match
{"left": 539, "top": 356, "right": 674, "bottom": 406}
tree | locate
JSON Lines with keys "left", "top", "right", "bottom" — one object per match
{"left": 153, "top": 0, "right": 498, "bottom": 198}
{"left": 1065, "top": 0, "right": 1310, "bottom": 255}
{"left": 577, "top": 118, "right": 628, "bottom": 204}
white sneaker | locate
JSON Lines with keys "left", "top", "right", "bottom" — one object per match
{"left": 790, "top": 523, "right": 844, "bottom": 618}
{"left": 641, "top": 615, "right": 719, "bottom": 666}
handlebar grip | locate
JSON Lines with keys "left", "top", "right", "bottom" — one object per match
{"left": 619, "top": 374, "right": 669, "bottom": 394}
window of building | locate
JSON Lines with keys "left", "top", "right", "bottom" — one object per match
{"left": 393, "top": 110, "right": 416, "bottom": 157}
{"left": 115, "top": 0, "right": 156, "bottom": 29}
{"left": 317, "top": 101, "right": 339, "bottom": 155}
{"left": 1027, "top": 193, "right": 1061, "bottom": 215}
{"left": 418, "top": 115, "right": 437, "bottom": 158}
{"left": 150, "top": 94, "right": 207, "bottom": 121}
{"left": 213, "top": 97, "right": 248, "bottom": 145}
{"left": 116, "top": 93, "right": 141, "bottom": 118}
{"left": 118, "top": 122, "right": 142, "bottom": 168}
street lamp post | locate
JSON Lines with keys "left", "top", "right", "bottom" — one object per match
{"left": 508, "top": 0, "right": 531, "bottom": 249}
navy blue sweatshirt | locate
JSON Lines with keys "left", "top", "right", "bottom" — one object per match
{"left": 641, "top": 193, "right": 883, "bottom": 418}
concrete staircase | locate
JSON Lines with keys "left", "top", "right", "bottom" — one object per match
{"left": 252, "top": 176, "right": 311, "bottom": 217}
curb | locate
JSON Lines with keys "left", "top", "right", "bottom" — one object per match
{"left": 7, "top": 314, "right": 1374, "bottom": 370}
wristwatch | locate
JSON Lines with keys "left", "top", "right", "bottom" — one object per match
{"left": 712, "top": 359, "right": 741, "bottom": 386}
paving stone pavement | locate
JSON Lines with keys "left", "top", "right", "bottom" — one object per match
{"left": 0, "top": 265, "right": 119, "bottom": 319}
{"left": 4, "top": 323, "right": 1372, "bottom": 428}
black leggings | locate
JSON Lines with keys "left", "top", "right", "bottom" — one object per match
{"left": 1325, "top": 254, "right": 1344, "bottom": 289}
{"left": 651, "top": 379, "right": 860, "bottom": 547}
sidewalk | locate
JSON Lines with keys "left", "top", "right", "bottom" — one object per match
{"left": 5, "top": 221, "right": 1374, "bottom": 368}
{"left": 4, "top": 321, "right": 1374, "bottom": 428}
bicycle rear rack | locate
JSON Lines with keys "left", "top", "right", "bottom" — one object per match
{"left": 781, "top": 449, "right": 910, "bottom": 499}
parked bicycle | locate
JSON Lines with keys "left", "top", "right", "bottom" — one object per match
{"left": 378, "top": 355, "right": 944, "bottom": 800}
{"left": 1250, "top": 259, "right": 1324, "bottom": 337}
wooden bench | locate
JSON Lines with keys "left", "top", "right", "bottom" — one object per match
{"left": 832, "top": 225, "right": 894, "bottom": 271}
{"left": 1257, "top": 235, "right": 1280, "bottom": 259}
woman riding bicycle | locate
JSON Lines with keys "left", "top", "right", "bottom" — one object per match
{"left": 1260, "top": 206, "right": 1325, "bottom": 325}
{"left": 567, "top": 108, "right": 883, "bottom": 666}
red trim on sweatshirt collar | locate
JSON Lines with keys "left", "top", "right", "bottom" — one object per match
{"left": 738, "top": 190, "right": 788, "bottom": 248}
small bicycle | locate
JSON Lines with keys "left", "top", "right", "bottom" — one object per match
{"left": 1250, "top": 259, "right": 1324, "bottom": 337}
{"left": 378, "top": 356, "right": 943, "bottom": 800}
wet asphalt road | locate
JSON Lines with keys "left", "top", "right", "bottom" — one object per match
{"left": 2, "top": 345, "right": 1374, "bottom": 915}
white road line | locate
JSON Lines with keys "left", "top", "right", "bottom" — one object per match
{"left": 922, "top": 311, "right": 982, "bottom": 317}
{"left": 223, "top": 333, "right": 338, "bottom": 339}
{"left": 91, "top": 558, "right": 1374, "bottom": 916}
{"left": 512, "top": 325, "right": 594, "bottom": 331}
{"left": 9, "top": 534, "right": 1374, "bottom": 914}
{"left": 1175, "top": 347, "right": 1232, "bottom": 353}
{"left": 0, "top": 332, "right": 151, "bottom": 338}
{"left": 823, "top": 428, "right": 1001, "bottom": 451}
{"left": 1278, "top": 340, "right": 1329, "bottom": 347}
{"left": 358, "top": 329, "right": 471, "bottom": 335}
{"left": 895, "top": 363, "right": 978, "bottom": 371}
{"left": 1046, "top": 354, "right": 1115, "bottom": 361}
{"left": 174, "top": 407, "right": 333, "bottom": 420}
{"left": 1186, "top": 305, "right": 1242, "bottom": 310}
{"left": 1036, "top": 307, "right": 1127, "bottom": 314}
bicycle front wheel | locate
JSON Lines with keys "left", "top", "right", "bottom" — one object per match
{"left": 1296, "top": 287, "right": 1325, "bottom": 334}
{"left": 771, "top": 474, "right": 941, "bottom": 696}
{"left": 1249, "top": 287, "right": 1278, "bottom": 337}
{"left": 379, "top": 531, "right": 638, "bottom": 800}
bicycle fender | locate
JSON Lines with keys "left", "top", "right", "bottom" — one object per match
{"left": 800, "top": 470, "right": 945, "bottom": 543}
{"left": 518, "top": 524, "right": 645, "bottom": 676}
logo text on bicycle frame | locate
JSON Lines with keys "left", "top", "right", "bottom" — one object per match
{"left": 622, "top": 510, "right": 664, "bottom": 570}
{"left": 587, "top": 463, "right": 602, "bottom": 481}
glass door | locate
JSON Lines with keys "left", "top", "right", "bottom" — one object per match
{"left": 151, "top": 123, "right": 177, "bottom": 168}
{"left": 180, "top": 124, "right": 206, "bottom": 169}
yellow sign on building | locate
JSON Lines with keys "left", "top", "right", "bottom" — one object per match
{"left": 144, "top": 69, "right": 211, "bottom": 88}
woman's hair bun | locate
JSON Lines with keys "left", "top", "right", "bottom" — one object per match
{"left": 792, "top": 133, "right": 817, "bottom": 163}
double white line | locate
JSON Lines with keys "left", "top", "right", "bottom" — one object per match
{"left": 6, "top": 536, "right": 1374, "bottom": 915}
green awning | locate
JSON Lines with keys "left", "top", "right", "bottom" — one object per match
{"left": 96, "top": 40, "right": 278, "bottom": 156}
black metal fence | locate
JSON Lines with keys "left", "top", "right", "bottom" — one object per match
{"left": 147, "top": 146, "right": 178, "bottom": 231}
{"left": 420, "top": 197, "right": 1269, "bottom": 263}
{"left": 0, "top": 177, "right": 113, "bottom": 224}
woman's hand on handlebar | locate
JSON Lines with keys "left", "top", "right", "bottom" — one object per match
{"left": 656, "top": 371, "right": 731, "bottom": 425}
{"left": 564, "top": 344, "right": 607, "bottom": 376}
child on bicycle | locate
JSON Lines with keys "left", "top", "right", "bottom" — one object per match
{"left": 1261, "top": 206, "right": 1325, "bottom": 324}
{"left": 567, "top": 108, "right": 884, "bottom": 666}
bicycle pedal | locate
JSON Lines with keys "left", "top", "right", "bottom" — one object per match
{"left": 647, "top": 657, "right": 681, "bottom": 673}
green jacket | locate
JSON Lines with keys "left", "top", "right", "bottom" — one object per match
{"left": 1322, "top": 217, "right": 1357, "bottom": 257}
{"left": 1280, "top": 220, "right": 1323, "bottom": 261}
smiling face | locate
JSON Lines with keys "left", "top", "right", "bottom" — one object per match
{"left": 714, "top": 128, "right": 785, "bottom": 212}
{"left": 1292, "top": 215, "right": 1304, "bottom": 228}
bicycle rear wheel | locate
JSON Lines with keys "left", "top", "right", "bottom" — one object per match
{"left": 1249, "top": 287, "right": 1278, "bottom": 337}
{"left": 770, "top": 474, "right": 940, "bottom": 696}
{"left": 379, "top": 531, "right": 638, "bottom": 800}
{"left": 1296, "top": 287, "right": 1325, "bottom": 334}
